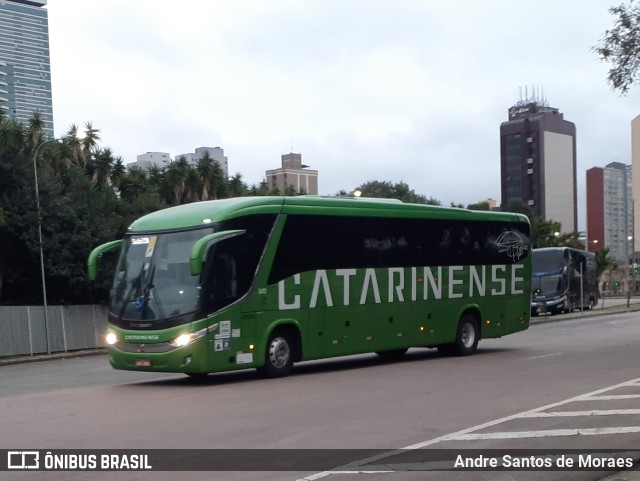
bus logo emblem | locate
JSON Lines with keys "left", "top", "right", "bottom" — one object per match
{"left": 496, "top": 231, "right": 527, "bottom": 261}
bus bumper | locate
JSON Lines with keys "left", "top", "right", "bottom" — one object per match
{"left": 107, "top": 338, "right": 210, "bottom": 373}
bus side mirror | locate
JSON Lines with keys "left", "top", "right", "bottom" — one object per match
{"left": 189, "top": 230, "right": 246, "bottom": 276}
{"left": 87, "top": 240, "right": 123, "bottom": 281}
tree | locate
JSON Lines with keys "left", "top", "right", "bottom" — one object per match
{"left": 595, "top": 247, "right": 615, "bottom": 278}
{"left": 503, "top": 199, "right": 534, "bottom": 217}
{"left": 110, "top": 156, "right": 126, "bottom": 191}
{"left": 89, "top": 147, "right": 114, "bottom": 188}
{"left": 593, "top": 1, "right": 640, "bottom": 94}
{"left": 228, "top": 172, "right": 247, "bottom": 197}
{"left": 80, "top": 121, "right": 101, "bottom": 167}
{"left": 195, "top": 151, "right": 215, "bottom": 200}
{"left": 354, "top": 180, "right": 440, "bottom": 204}
{"left": 162, "top": 157, "right": 190, "bottom": 204}
{"left": 467, "top": 201, "right": 491, "bottom": 211}
{"left": 530, "top": 218, "right": 562, "bottom": 248}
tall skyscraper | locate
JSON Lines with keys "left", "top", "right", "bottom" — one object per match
{"left": 0, "top": 0, "right": 53, "bottom": 136}
{"left": 500, "top": 99, "right": 577, "bottom": 232}
{"left": 586, "top": 162, "right": 633, "bottom": 262}
{"left": 631, "top": 115, "right": 640, "bottom": 254}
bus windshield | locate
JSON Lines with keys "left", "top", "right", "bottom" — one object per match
{"left": 109, "top": 228, "right": 213, "bottom": 321}
{"left": 532, "top": 249, "right": 565, "bottom": 272}
{"left": 532, "top": 275, "right": 564, "bottom": 296}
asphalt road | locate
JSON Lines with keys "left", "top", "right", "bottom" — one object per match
{"left": 2, "top": 310, "right": 640, "bottom": 481}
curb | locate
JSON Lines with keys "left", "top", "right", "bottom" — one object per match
{"left": 0, "top": 348, "right": 107, "bottom": 367}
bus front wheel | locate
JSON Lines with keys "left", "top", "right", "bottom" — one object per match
{"left": 258, "top": 330, "right": 295, "bottom": 378}
{"left": 438, "top": 314, "right": 479, "bottom": 357}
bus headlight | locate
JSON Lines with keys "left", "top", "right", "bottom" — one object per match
{"left": 105, "top": 331, "right": 117, "bottom": 345}
{"left": 169, "top": 327, "right": 208, "bottom": 347}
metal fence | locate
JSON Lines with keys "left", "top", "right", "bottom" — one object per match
{"left": 0, "top": 305, "right": 108, "bottom": 357}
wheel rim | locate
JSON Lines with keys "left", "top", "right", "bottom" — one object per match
{"left": 268, "top": 336, "right": 290, "bottom": 369}
{"left": 460, "top": 322, "right": 476, "bottom": 348}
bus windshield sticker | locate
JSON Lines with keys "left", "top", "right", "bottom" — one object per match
{"left": 144, "top": 236, "right": 157, "bottom": 258}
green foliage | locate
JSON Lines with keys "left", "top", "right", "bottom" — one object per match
{"left": 354, "top": 180, "right": 441, "bottom": 205}
{"left": 595, "top": 247, "right": 615, "bottom": 277}
{"left": 0, "top": 112, "right": 603, "bottom": 305}
{"left": 594, "top": 1, "right": 640, "bottom": 94}
{"left": 467, "top": 201, "right": 491, "bottom": 211}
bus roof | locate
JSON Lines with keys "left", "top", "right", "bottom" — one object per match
{"left": 127, "top": 196, "right": 529, "bottom": 232}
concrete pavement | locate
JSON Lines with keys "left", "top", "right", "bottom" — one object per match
{"left": 1, "top": 299, "right": 640, "bottom": 479}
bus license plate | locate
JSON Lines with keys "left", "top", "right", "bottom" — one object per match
{"left": 135, "top": 359, "right": 152, "bottom": 367}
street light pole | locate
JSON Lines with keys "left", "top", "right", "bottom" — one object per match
{"left": 32, "top": 138, "right": 59, "bottom": 355}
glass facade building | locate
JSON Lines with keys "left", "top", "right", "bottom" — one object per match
{"left": 0, "top": 0, "right": 53, "bottom": 136}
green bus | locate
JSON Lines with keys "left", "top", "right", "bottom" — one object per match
{"left": 88, "top": 196, "right": 531, "bottom": 378}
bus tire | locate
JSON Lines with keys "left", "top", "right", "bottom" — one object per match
{"left": 438, "top": 314, "right": 479, "bottom": 357}
{"left": 376, "top": 348, "right": 408, "bottom": 360}
{"left": 258, "top": 330, "right": 295, "bottom": 378}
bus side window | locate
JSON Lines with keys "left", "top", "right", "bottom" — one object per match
{"left": 212, "top": 254, "right": 237, "bottom": 300}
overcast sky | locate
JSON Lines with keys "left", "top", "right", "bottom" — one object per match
{"left": 47, "top": 0, "right": 640, "bottom": 230}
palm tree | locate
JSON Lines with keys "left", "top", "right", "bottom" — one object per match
{"left": 110, "top": 156, "right": 126, "bottom": 192}
{"left": 163, "top": 157, "right": 190, "bottom": 204}
{"left": 147, "top": 164, "right": 163, "bottom": 188}
{"left": 119, "top": 169, "right": 149, "bottom": 202}
{"left": 184, "top": 167, "right": 201, "bottom": 203}
{"left": 90, "top": 147, "right": 114, "bottom": 188}
{"left": 210, "top": 161, "right": 228, "bottom": 199}
{"left": 80, "top": 121, "right": 101, "bottom": 168}
{"left": 228, "top": 172, "right": 247, "bottom": 197}
{"left": 49, "top": 140, "right": 75, "bottom": 174}
{"left": 27, "top": 111, "right": 45, "bottom": 151}
{"left": 66, "top": 123, "right": 84, "bottom": 166}
{"left": 196, "top": 151, "right": 215, "bottom": 200}
{"left": 0, "top": 118, "right": 26, "bottom": 155}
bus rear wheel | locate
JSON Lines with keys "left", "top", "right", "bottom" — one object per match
{"left": 438, "top": 314, "right": 479, "bottom": 357}
{"left": 258, "top": 330, "right": 295, "bottom": 378}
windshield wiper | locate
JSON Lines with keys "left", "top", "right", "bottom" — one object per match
{"left": 141, "top": 265, "right": 167, "bottom": 320}
{"left": 118, "top": 262, "right": 147, "bottom": 321}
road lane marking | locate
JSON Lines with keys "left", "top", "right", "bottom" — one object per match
{"left": 521, "top": 352, "right": 563, "bottom": 361}
{"left": 295, "top": 377, "right": 640, "bottom": 481}
{"left": 450, "top": 426, "right": 640, "bottom": 440}
{"left": 577, "top": 394, "right": 640, "bottom": 400}
{"left": 521, "top": 409, "right": 640, "bottom": 417}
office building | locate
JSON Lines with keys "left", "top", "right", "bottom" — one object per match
{"left": 266, "top": 152, "right": 318, "bottom": 195}
{"left": 586, "top": 162, "right": 633, "bottom": 262}
{"left": 175, "top": 146, "right": 229, "bottom": 177}
{"left": 500, "top": 98, "right": 577, "bottom": 232}
{"left": 631, "top": 115, "right": 640, "bottom": 253}
{"left": 0, "top": 0, "right": 53, "bottom": 136}
{"left": 128, "top": 152, "right": 171, "bottom": 172}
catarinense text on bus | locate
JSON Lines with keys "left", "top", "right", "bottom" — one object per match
{"left": 278, "top": 264, "right": 526, "bottom": 310}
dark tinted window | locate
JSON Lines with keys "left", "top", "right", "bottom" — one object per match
{"left": 268, "top": 215, "right": 529, "bottom": 284}
{"left": 201, "top": 214, "right": 276, "bottom": 311}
